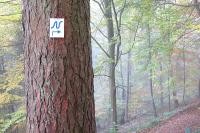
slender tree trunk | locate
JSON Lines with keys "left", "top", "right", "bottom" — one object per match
{"left": 0, "top": 56, "right": 5, "bottom": 74}
{"left": 104, "top": 0, "right": 117, "bottom": 129}
{"left": 198, "top": 57, "right": 200, "bottom": 98}
{"left": 183, "top": 45, "right": 186, "bottom": 104}
{"left": 125, "top": 52, "right": 131, "bottom": 122}
{"left": 167, "top": 15, "right": 171, "bottom": 111}
{"left": 167, "top": 58, "right": 171, "bottom": 112}
{"left": 23, "top": 0, "right": 96, "bottom": 132}
{"left": 147, "top": 24, "right": 157, "bottom": 117}
{"left": 120, "top": 59, "right": 125, "bottom": 101}
{"left": 150, "top": 69, "right": 157, "bottom": 117}
{"left": 159, "top": 61, "right": 164, "bottom": 107}
{"left": 120, "top": 59, "right": 125, "bottom": 124}
{"left": 173, "top": 91, "right": 179, "bottom": 108}
{"left": 198, "top": 79, "right": 200, "bottom": 98}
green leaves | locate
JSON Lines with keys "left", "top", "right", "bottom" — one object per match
{"left": 0, "top": 0, "right": 21, "bottom": 23}
{"left": 0, "top": 106, "right": 25, "bottom": 132}
{"left": 0, "top": 58, "right": 24, "bottom": 91}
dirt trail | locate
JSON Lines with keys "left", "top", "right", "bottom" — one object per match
{"left": 140, "top": 99, "right": 200, "bottom": 133}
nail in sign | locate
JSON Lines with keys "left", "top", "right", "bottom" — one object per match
{"left": 50, "top": 18, "right": 64, "bottom": 38}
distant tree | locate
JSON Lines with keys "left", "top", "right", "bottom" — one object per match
{"left": 103, "top": 0, "right": 117, "bottom": 128}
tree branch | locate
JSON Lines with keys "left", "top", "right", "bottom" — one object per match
{"left": 122, "top": 18, "right": 141, "bottom": 55}
{"left": 158, "top": 2, "right": 200, "bottom": 8}
{"left": 94, "top": 74, "right": 110, "bottom": 78}
{"left": 110, "top": 0, "right": 124, "bottom": 66}
{"left": 91, "top": 36, "right": 111, "bottom": 58}
{"left": 92, "top": 0, "right": 106, "bottom": 16}
{"left": 91, "top": 21, "right": 108, "bottom": 39}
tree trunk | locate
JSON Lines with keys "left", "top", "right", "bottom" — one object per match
{"left": 23, "top": 0, "right": 96, "bottom": 132}
{"left": 125, "top": 52, "right": 131, "bottom": 122}
{"left": 0, "top": 56, "right": 5, "bottom": 74}
{"left": 120, "top": 59, "right": 125, "bottom": 101}
{"left": 104, "top": 0, "right": 117, "bottom": 129}
{"left": 167, "top": 58, "right": 171, "bottom": 112}
{"left": 183, "top": 45, "right": 186, "bottom": 104}
{"left": 120, "top": 58, "right": 125, "bottom": 124}
{"left": 199, "top": 79, "right": 200, "bottom": 98}
{"left": 147, "top": 24, "right": 157, "bottom": 117}
{"left": 173, "top": 91, "right": 179, "bottom": 108}
{"left": 159, "top": 61, "right": 164, "bottom": 107}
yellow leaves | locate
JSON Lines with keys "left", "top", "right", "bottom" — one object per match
{"left": 0, "top": 0, "right": 22, "bottom": 54}
{"left": 176, "top": 0, "right": 190, "bottom": 4}
{"left": 130, "top": 88, "right": 147, "bottom": 110}
{"left": 0, "top": 0, "right": 21, "bottom": 23}
{"left": 0, "top": 13, "right": 21, "bottom": 23}
{"left": 187, "top": 23, "right": 200, "bottom": 31}
{"left": 0, "top": 92, "right": 22, "bottom": 105}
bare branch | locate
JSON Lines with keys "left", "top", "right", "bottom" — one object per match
{"left": 157, "top": 1, "right": 200, "bottom": 8}
{"left": 94, "top": 74, "right": 110, "bottom": 78}
{"left": 91, "top": 36, "right": 111, "bottom": 58}
{"left": 91, "top": 21, "right": 108, "bottom": 39}
{"left": 92, "top": 0, "right": 106, "bottom": 16}
{"left": 122, "top": 18, "right": 141, "bottom": 55}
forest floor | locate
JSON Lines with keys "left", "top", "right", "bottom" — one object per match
{"left": 138, "top": 98, "right": 200, "bottom": 133}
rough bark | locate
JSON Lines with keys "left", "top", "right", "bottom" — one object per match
{"left": 23, "top": 0, "right": 96, "bottom": 132}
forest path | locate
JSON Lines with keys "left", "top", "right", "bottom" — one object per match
{"left": 140, "top": 99, "right": 200, "bottom": 133}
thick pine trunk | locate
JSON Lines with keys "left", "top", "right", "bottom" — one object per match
{"left": 23, "top": 0, "right": 96, "bottom": 132}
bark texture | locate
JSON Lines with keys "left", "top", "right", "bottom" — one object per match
{"left": 23, "top": 0, "right": 96, "bottom": 132}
